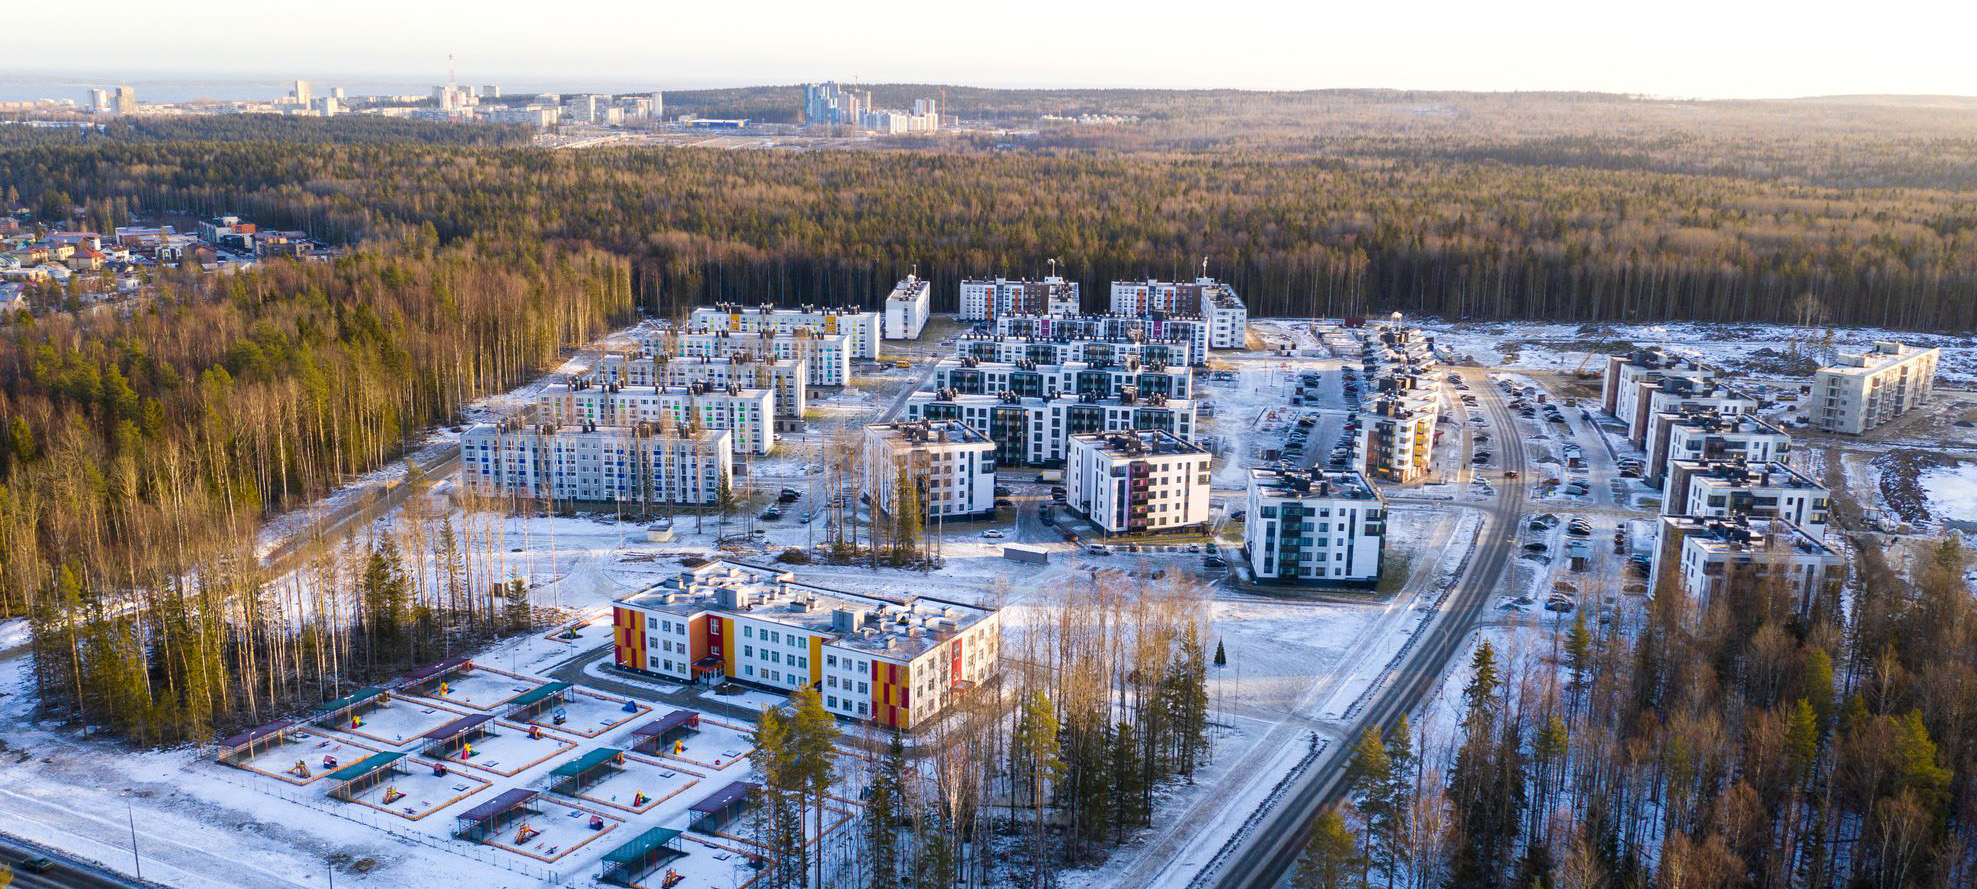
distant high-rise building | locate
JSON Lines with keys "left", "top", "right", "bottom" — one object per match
{"left": 650, "top": 91, "right": 663, "bottom": 118}
{"left": 86, "top": 88, "right": 109, "bottom": 112}
{"left": 482, "top": 84, "right": 501, "bottom": 98}
{"left": 803, "top": 82, "right": 869, "bottom": 126}
{"left": 291, "top": 79, "right": 312, "bottom": 105}
{"left": 331, "top": 86, "right": 346, "bottom": 101}
{"left": 112, "top": 85, "right": 137, "bottom": 115}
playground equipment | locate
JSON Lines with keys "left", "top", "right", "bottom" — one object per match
{"left": 514, "top": 822, "right": 540, "bottom": 845}
{"left": 439, "top": 681, "right": 450, "bottom": 696}
{"left": 528, "top": 725, "right": 543, "bottom": 740}
{"left": 673, "top": 740, "right": 684, "bottom": 755}
{"left": 633, "top": 791, "right": 649, "bottom": 808}
{"left": 351, "top": 715, "right": 363, "bottom": 728}
{"left": 460, "top": 742, "right": 475, "bottom": 760}
{"left": 290, "top": 760, "right": 311, "bottom": 779}
{"left": 662, "top": 870, "right": 684, "bottom": 888}
{"left": 621, "top": 700, "right": 639, "bottom": 713}
{"left": 322, "top": 754, "right": 339, "bottom": 770}
{"left": 589, "top": 814, "right": 606, "bottom": 831}
{"left": 432, "top": 762, "right": 449, "bottom": 777}
{"left": 382, "top": 786, "right": 405, "bottom": 805}
{"left": 552, "top": 708, "right": 568, "bottom": 726}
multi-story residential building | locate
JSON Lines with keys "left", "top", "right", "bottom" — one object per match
{"left": 883, "top": 274, "right": 931, "bottom": 340}
{"left": 657, "top": 329, "right": 854, "bottom": 387}
{"left": 903, "top": 390, "right": 1197, "bottom": 466}
{"left": 590, "top": 354, "right": 808, "bottom": 430}
{"left": 958, "top": 276, "right": 1081, "bottom": 320}
{"left": 688, "top": 304, "right": 881, "bottom": 360}
{"left": 1107, "top": 277, "right": 1249, "bottom": 349}
{"left": 931, "top": 357, "right": 1191, "bottom": 400}
{"left": 1065, "top": 431, "right": 1211, "bottom": 535}
{"left": 1648, "top": 411, "right": 1792, "bottom": 483}
{"left": 612, "top": 560, "right": 1000, "bottom": 729}
{"left": 1663, "top": 460, "right": 1830, "bottom": 539}
{"left": 1356, "top": 394, "right": 1440, "bottom": 483}
{"left": 953, "top": 333, "right": 1195, "bottom": 368}
{"left": 537, "top": 380, "right": 775, "bottom": 455}
{"left": 986, "top": 314, "right": 1211, "bottom": 363}
{"left": 460, "top": 421, "right": 731, "bottom": 506}
{"left": 1243, "top": 468, "right": 1387, "bottom": 585}
{"left": 1631, "top": 379, "right": 1756, "bottom": 446}
{"left": 1602, "top": 347, "right": 1715, "bottom": 418}
{"left": 1812, "top": 342, "right": 1939, "bottom": 434}
{"left": 1650, "top": 516, "right": 1843, "bottom": 620}
{"left": 863, "top": 420, "right": 998, "bottom": 520}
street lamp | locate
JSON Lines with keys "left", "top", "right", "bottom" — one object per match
{"left": 123, "top": 792, "right": 142, "bottom": 880}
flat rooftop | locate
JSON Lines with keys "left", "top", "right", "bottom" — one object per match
{"left": 866, "top": 419, "right": 993, "bottom": 447}
{"left": 617, "top": 561, "right": 994, "bottom": 659}
{"left": 915, "top": 390, "right": 1191, "bottom": 409}
{"left": 1664, "top": 515, "right": 1836, "bottom": 557}
{"left": 541, "top": 381, "right": 772, "bottom": 400}
{"left": 1673, "top": 459, "right": 1824, "bottom": 491}
{"left": 1663, "top": 411, "right": 1786, "bottom": 436}
{"left": 695, "top": 303, "right": 877, "bottom": 318}
{"left": 887, "top": 275, "right": 931, "bottom": 301}
{"left": 1072, "top": 429, "right": 1206, "bottom": 458}
{"left": 1822, "top": 341, "right": 1938, "bottom": 375}
{"left": 1250, "top": 467, "right": 1382, "bottom": 502}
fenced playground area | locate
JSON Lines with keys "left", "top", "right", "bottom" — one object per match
{"left": 212, "top": 660, "right": 847, "bottom": 888}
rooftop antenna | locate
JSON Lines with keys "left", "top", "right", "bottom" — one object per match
{"left": 1200, "top": 256, "right": 1209, "bottom": 279}
{"left": 1048, "top": 257, "right": 1058, "bottom": 278}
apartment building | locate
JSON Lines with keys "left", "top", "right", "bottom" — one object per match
{"left": 1631, "top": 379, "right": 1756, "bottom": 447}
{"left": 1663, "top": 460, "right": 1830, "bottom": 539}
{"left": 957, "top": 275, "right": 1081, "bottom": 320}
{"left": 987, "top": 314, "right": 1212, "bottom": 363}
{"left": 1107, "top": 277, "right": 1249, "bottom": 349}
{"left": 953, "top": 333, "right": 1197, "bottom": 369}
{"left": 689, "top": 304, "right": 881, "bottom": 359}
{"left": 460, "top": 421, "right": 732, "bottom": 506}
{"left": 1648, "top": 411, "right": 1792, "bottom": 483}
{"left": 903, "top": 390, "right": 1197, "bottom": 466}
{"left": 659, "top": 329, "right": 854, "bottom": 387}
{"left": 537, "top": 380, "right": 775, "bottom": 455}
{"left": 589, "top": 354, "right": 808, "bottom": 430}
{"left": 931, "top": 357, "right": 1191, "bottom": 400}
{"left": 1602, "top": 347, "right": 1715, "bottom": 418}
{"left": 1065, "top": 431, "right": 1211, "bottom": 535}
{"left": 1650, "top": 516, "right": 1843, "bottom": 620}
{"left": 1812, "top": 342, "right": 1940, "bottom": 434}
{"left": 863, "top": 420, "right": 998, "bottom": 520}
{"left": 1243, "top": 468, "right": 1387, "bottom": 585}
{"left": 883, "top": 274, "right": 932, "bottom": 340}
{"left": 612, "top": 560, "right": 1000, "bottom": 729}
{"left": 1356, "top": 394, "right": 1440, "bottom": 483}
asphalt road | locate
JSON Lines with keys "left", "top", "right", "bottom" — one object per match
{"left": 1204, "top": 368, "right": 1529, "bottom": 889}
{"left": 0, "top": 834, "right": 155, "bottom": 889}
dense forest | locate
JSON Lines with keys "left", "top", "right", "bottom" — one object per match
{"left": 2, "top": 130, "right": 1974, "bottom": 332}
{"left": 0, "top": 237, "right": 634, "bottom": 741}
{"left": 1298, "top": 538, "right": 1977, "bottom": 889}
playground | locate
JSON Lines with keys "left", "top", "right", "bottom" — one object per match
{"left": 573, "top": 753, "right": 704, "bottom": 814}
{"left": 343, "top": 757, "right": 492, "bottom": 821}
{"left": 227, "top": 729, "right": 377, "bottom": 786}
{"left": 442, "top": 721, "right": 576, "bottom": 777}
{"left": 517, "top": 688, "right": 650, "bottom": 739}
{"left": 654, "top": 718, "right": 756, "bottom": 772}
{"left": 406, "top": 666, "right": 544, "bottom": 712}
{"left": 480, "top": 798, "right": 623, "bottom": 863}
{"left": 337, "top": 697, "right": 474, "bottom": 747}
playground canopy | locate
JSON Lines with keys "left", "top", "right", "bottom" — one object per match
{"left": 598, "top": 826, "right": 685, "bottom": 886}
{"left": 688, "top": 780, "right": 760, "bottom": 834}
{"left": 454, "top": 787, "right": 539, "bottom": 841}
{"left": 548, "top": 747, "right": 625, "bottom": 796}
{"left": 326, "top": 751, "right": 408, "bottom": 800}
{"left": 503, "top": 681, "right": 573, "bottom": 720}
{"left": 216, "top": 719, "right": 296, "bottom": 762}
{"left": 401, "top": 655, "right": 472, "bottom": 689}
{"left": 421, "top": 713, "right": 495, "bottom": 744}
{"left": 628, "top": 710, "right": 700, "bottom": 753}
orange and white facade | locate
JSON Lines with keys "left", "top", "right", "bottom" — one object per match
{"left": 612, "top": 561, "right": 1000, "bottom": 730}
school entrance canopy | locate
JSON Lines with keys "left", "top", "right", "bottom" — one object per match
{"left": 401, "top": 656, "right": 473, "bottom": 693}
{"left": 313, "top": 686, "right": 388, "bottom": 728}
{"left": 598, "top": 826, "right": 685, "bottom": 886}
{"left": 688, "top": 780, "right": 759, "bottom": 834}
{"left": 503, "top": 681, "right": 573, "bottom": 721}
{"left": 548, "top": 747, "right": 625, "bottom": 796}
{"left": 420, "top": 713, "right": 496, "bottom": 759}
{"left": 326, "top": 751, "right": 408, "bottom": 800}
{"left": 628, "top": 710, "right": 700, "bottom": 754}
{"left": 454, "top": 788, "right": 540, "bottom": 842}
{"left": 216, "top": 719, "right": 297, "bottom": 764}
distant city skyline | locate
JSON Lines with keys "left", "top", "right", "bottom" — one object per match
{"left": 9, "top": 0, "right": 1977, "bottom": 100}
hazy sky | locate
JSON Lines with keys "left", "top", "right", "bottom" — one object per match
{"left": 21, "top": 0, "right": 1977, "bottom": 99}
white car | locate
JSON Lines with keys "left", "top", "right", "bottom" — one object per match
{"left": 982, "top": 529, "right": 1005, "bottom": 539}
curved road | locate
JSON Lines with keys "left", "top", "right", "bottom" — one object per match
{"left": 1203, "top": 369, "right": 1529, "bottom": 889}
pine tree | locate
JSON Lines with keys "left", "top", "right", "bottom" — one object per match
{"left": 1213, "top": 638, "right": 1227, "bottom": 667}
{"left": 1293, "top": 808, "right": 1363, "bottom": 889}
{"left": 1012, "top": 689, "right": 1064, "bottom": 884}
{"left": 864, "top": 731, "right": 907, "bottom": 889}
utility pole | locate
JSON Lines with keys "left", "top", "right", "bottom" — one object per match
{"left": 124, "top": 794, "right": 142, "bottom": 880}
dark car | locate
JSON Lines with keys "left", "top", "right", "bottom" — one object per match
{"left": 760, "top": 508, "right": 782, "bottom": 520}
{"left": 17, "top": 855, "right": 54, "bottom": 873}
{"left": 994, "top": 485, "right": 1012, "bottom": 496}
{"left": 1203, "top": 556, "right": 1228, "bottom": 568}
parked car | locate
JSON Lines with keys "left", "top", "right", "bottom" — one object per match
{"left": 982, "top": 529, "right": 1005, "bottom": 539}
{"left": 16, "top": 855, "right": 54, "bottom": 873}
{"left": 1203, "top": 556, "right": 1228, "bottom": 568}
{"left": 760, "top": 508, "right": 782, "bottom": 520}
{"left": 994, "top": 485, "right": 1012, "bottom": 496}
{"left": 799, "top": 511, "right": 814, "bottom": 523}
{"left": 1087, "top": 544, "right": 1111, "bottom": 555}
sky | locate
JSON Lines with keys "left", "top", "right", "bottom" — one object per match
{"left": 13, "top": 0, "right": 1977, "bottom": 100}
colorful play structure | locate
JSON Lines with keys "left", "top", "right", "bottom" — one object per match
{"left": 419, "top": 714, "right": 497, "bottom": 761}
{"left": 454, "top": 788, "right": 541, "bottom": 843}
{"left": 687, "top": 781, "right": 760, "bottom": 835}
{"left": 400, "top": 655, "right": 474, "bottom": 698}
{"left": 628, "top": 710, "right": 701, "bottom": 756}
{"left": 312, "top": 686, "right": 391, "bottom": 732}
{"left": 548, "top": 748, "right": 627, "bottom": 797}
{"left": 597, "top": 825, "right": 686, "bottom": 886}
{"left": 326, "top": 752, "right": 410, "bottom": 802}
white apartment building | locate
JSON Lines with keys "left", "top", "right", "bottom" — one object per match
{"left": 958, "top": 276, "right": 1081, "bottom": 320}
{"left": 1663, "top": 460, "right": 1830, "bottom": 539}
{"left": 987, "top": 314, "right": 1212, "bottom": 363}
{"left": 1243, "top": 468, "right": 1387, "bottom": 585}
{"left": 460, "top": 421, "right": 731, "bottom": 506}
{"left": 1065, "top": 431, "right": 1211, "bottom": 535}
{"left": 1632, "top": 379, "right": 1756, "bottom": 447}
{"left": 1107, "top": 277, "right": 1249, "bottom": 349}
{"left": 657, "top": 329, "right": 854, "bottom": 387}
{"left": 954, "top": 334, "right": 1196, "bottom": 369}
{"left": 1813, "top": 342, "right": 1940, "bottom": 434}
{"left": 903, "top": 390, "right": 1197, "bottom": 466}
{"left": 1650, "top": 516, "right": 1843, "bottom": 620}
{"left": 537, "top": 380, "right": 776, "bottom": 455}
{"left": 590, "top": 354, "right": 808, "bottom": 429}
{"left": 1602, "top": 347, "right": 1714, "bottom": 419}
{"left": 883, "top": 274, "right": 932, "bottom": 340}
{"left": 1648, "top": 411, "right": 1792, "bottom": 483}
{"left": 1356, "top": 394, "right": 1440, "bottom": 483}
{"left": 613, "top": 560, "right": 1000, "bottom": 729}
{"left": 863, "top": 420, "right": 998, "bottom": 520}
{"left": 931, "top": 357, "right": 1191, "bottom": 400}
{"left": 688, "top": 304, "right": 882, "bottom": 360}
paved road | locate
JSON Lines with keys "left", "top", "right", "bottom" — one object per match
{"left": 1202, "top": 368, "right": 1530, "bottom": 889}
{"left": 0, "top": 834, "right": 158, "bottom": 889}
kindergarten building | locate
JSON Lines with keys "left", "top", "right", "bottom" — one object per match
{"left": 612, "top": 561, "right": 1002, "bottom": 729}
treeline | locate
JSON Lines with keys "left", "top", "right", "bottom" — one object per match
{"left": 1297, "top": 538, "right": 1977, "bottom": 889}
{"left": 3, "top": 140, "right": 1972, "bottom": 332}
{"left": 1, "top": 239, "right": 635, "bottom": 742}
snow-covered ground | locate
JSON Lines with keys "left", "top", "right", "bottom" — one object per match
{"left": 1920, "top": 462, "right": 1977, "bottom": 524}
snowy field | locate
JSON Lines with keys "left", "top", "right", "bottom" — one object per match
{"left": 476, "top": 798, "right": 623, "bottom": 863}
{"left": 231, "top": 730, "right": 380, "bottom": 785}
{"left": 515, "top": 689, "right": 650, "bottom": 738}
{"left": 572, "top": 753, "right": 705, "bottom": 814}
{"left": 339, "top": 699, "right": 473, "bottom": 748}
{"left": 405, "top": 667, "right": 545, "bottom": 712}
{"left": 344, "top": 760, "right": 492, "bottom": 821}
{"left": 654, "top": 719, "right": 757, "bottom": 772}
{"left": 1920, "top": 462, "right": 1977, "bottom": 525}
{"left": 443, "top": 725, "right": 577, "bottom": 777}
